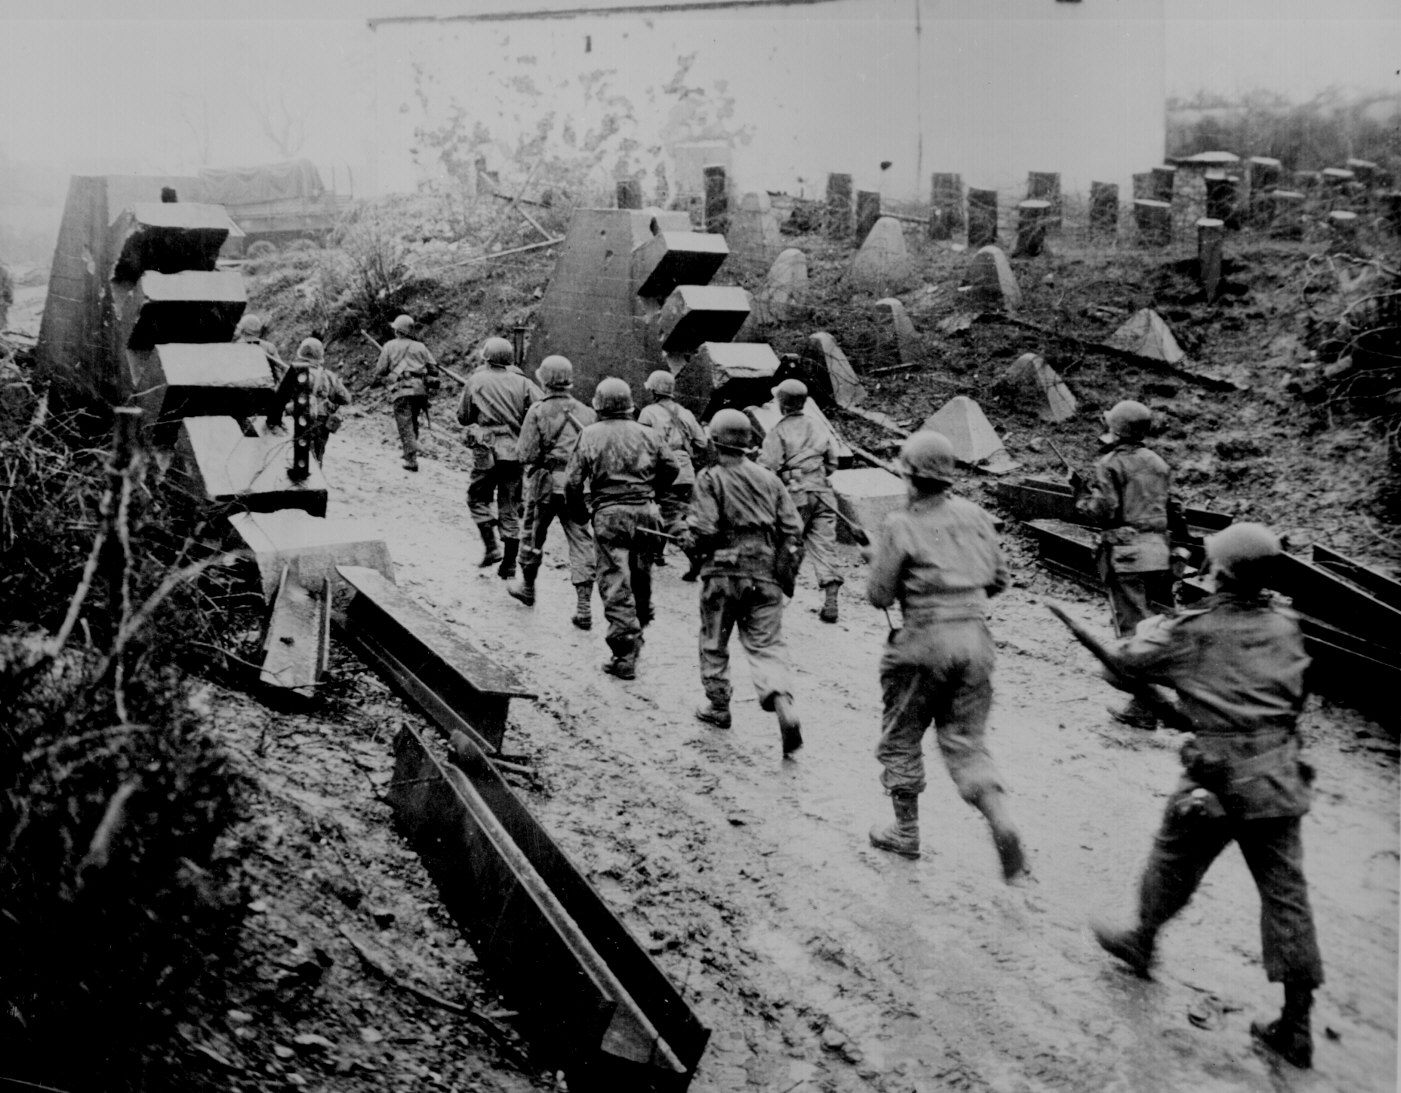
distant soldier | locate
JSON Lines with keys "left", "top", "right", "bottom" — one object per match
{"left": 687, "top": 409, "right": 805, "bottom": 756}
{"left": 1091, "top": 523, "right": 1322, "bottom": 1071}
{"left": 865, "top": 431, "right": 1027, "bottom": 883}
{"left": 1073, "top": 398, "right": 1175, "bottom": 729}
{"left": 374, "top": 314, "right": 440, "bottom": 473}
{"left": 507, "top": 355, "right": 597, "bottom": 630}
{"left": 265, "top": 337, "right": 350, "bottom": 465}
{"left": 458, "top": 336, "right": 541, "bottom": 577}
{"left": 758, "top": 378, "right": 844, "bottom": 623}
{"left": 565, "top": 377, "right": 678, "bottom": 680}
{"left": 234, "top": 312, "right": 286, "bottom": 385}
{"left": 638, "top": 369, "right": 708, "bottom": 564}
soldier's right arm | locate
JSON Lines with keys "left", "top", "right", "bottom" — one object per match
{"left": 456, "top": 378, "right": 477, "bottom": 426}
{"left": 1074, "top": 458, "right": 1121, "bottom": 526}
{"left": 774, "top": 480, "right": 803, "bottom": 540}
{"left": 374, "top": 343, "right": 393, "bottom": 379}
{"left": 865, "top": 516, "right": 906, "bottom": 609}
{"left": 564, "top": 440, "right": 589, "bottom": 519}
{"left": 1106, "top": 613, "right": 1194, "bottom": 687}
{"left": 757, "top": 426, "right": 782, "bottom": 472}
{"left": 517, "top": 404, "right": 543, "bottom": 465}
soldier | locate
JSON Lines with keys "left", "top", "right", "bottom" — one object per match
{"left": 374, "top": 314, "right": 440, "bottom": 473}
{"left": 265, "top": 337, "right": 350, "bottom": 465}
{"left": 234, "top": 312, "right": 286, "bottom": 384}
{"left": 507, "top": 355, "right": 597, "bottom": 630}
{"left": 865, "top": 431, "right": 1027, "bottom": 883}
{"left": 1091, "top": 523, "right": 1322, "bottom": 1071}
{"left": 1073, "top": 399, "right": 1175, "bottom": 729}
{"left": 758, "top": 378, "right": 845, "bottom": 623}
{"left": 687, "top": 409, "right": 805, "bottom": 756}
{"left": 638, "top": 368, "right": 708, "bottom": 564}
{"left": 458, "top": 336, "right": 541, "bottom": 577}
{"left": 565, "top": 377, "right": 678, "bottom": 680}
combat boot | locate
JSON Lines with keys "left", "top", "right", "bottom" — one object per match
{"left": 507, "top": 565, "right": 537, "bottom": 606}
{"left": 869, "top": 791, "right": 920, "bottom": 858}
{"left": 402, "top": 455, "right": 419, "bottom": 472}
{"left": 773, "top": 694, "right": 802, "bottom": 755}
{"left": 602, "top": 648, "right": 637, "bottom": 680}
{"left": 1091, "top": 920, "right": 1156, "bottom": 978}
{"left": 819, "top": 581, "right": 840, "bottom": 624}
{"left": 478, "top": 523, "right": 503, "bottom": 567}
{"left": 694, "top": 701, "right": 732, "bottom": 729}
{"left": 1108, "top": 696, "right": 1158, "bottom": 731}
{"left": 975, "top": 788, "right": 1027, "bottom": 882}
{"left": 571, "top": 583, "right": 592, "bottom": 630}
{"left": 1250, "top": 983, "right": 1314, "bottom": 1069}
{"left": 497, "top": 537, "right": 519, "bottom": 579}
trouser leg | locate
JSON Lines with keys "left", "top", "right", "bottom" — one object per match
{"left": 494, "top": 461, "right": 523, "bottom": 540}
{"left": 698, "top": 578, "right": 738, "bottom": 708}
{"left": 659, "top": 484, "right": 693, "bottom": 540}
{"left": 736, "top": 579, "right": 792, "bottom": 710}
{"left": 562, "top": 506, "right": 597, "bottom": 587}
{"left": 516, "top": 475, "right": 545, "bottom": 573}
{"left": 1136, "top": 791, "right": 1234, "bottom": 934}
{"left": 467, "top": 465, "right": 498, "bottom": 527}
{"left": 1106, "top": 570, "right": 1155, "bottom": 637}
{"left": 876, "top": 662, "right": 938, "bottom": 797}
{"left": 802, "top": 493, "right": 844, "bottom": 588}
{"left": 393, "top": 397, "right": 420, "bottom": 458}
{"left": 1237, "top": 817, "right": 1324, "bottom": 987}
{"left": 593, "top": 512, "right": 640, "bottom": 657}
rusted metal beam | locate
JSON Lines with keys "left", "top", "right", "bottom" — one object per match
{"left": 337, "top": 565, "right": 534, "bottom": 751}
{"left": 388, "top": 723, "right": 710, "bottom": 1089}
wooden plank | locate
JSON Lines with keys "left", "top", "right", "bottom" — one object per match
{"left": 388, "top": 724, "right": 708, "bottom": 1088}
{"left": 1312, "top": 545, "right": 1401, "bottom": 611}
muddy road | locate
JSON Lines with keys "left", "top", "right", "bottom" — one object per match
{"left": 318, "top": 409, "right": 1397, "bottom": 1093}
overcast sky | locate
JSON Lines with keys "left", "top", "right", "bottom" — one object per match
{"left": 0, "top": 0, "right": 1396, "bottom": 173}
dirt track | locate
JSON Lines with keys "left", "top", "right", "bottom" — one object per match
{"left": 304, "top": 405, "right": 1400, "bottom": 1093}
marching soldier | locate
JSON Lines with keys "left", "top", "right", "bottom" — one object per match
{"left": 374, "top": 314, "right": 440, "bottom": 473}
{"left": 564, "top": 377, "right": 678, "bottom": 680}
{"left": 1091, "top": 523, "right": 1323, "bottom": 1071}
{"left": 758, "top": 378, "right": 844, "bottom": 623}
{"left": 1073, "top": 398, "right": 1175, "bottom": 729}
{"left": 638, "top": 369, "right": 708, "bottom": 563}
{"left": 458, "top": 337, "right": 541, "bottom": 576}
{"left": 265, "top": 337, "right": 350, "bottom": 466}
{"left": 507, "top": 355, "right": 597, "bottom": 630}
{"left": 686, "top": 409, "right": 805, "bottom": 756}
{"left": 864, "top": 431, "right": 1027, "bottom": 883}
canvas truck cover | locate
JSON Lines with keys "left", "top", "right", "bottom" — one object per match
{"left": 197, "top": 159, "right": 325, "bottom": 207}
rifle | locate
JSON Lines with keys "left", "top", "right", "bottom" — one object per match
{"left": 1047, "top": 438, "right": 1084, "bottom": 489}
{"left": 1043, "top": 600, "right": 1188, "bottom": 730}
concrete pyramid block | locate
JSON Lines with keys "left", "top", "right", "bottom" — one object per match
{"left": 848, "top": 217, "right": 914, "bottom": 292}
{"left": 1107, "top": 308, "right": 1185, "bottom": 364}
{"left": 176, "top": 416, "right": 327, "bottom": 516}
{"left": 110, "top": 202, "right": 240, "bottom": 281}
{"left": 631, "top": 230, "right": 729, "bottom": 300}
{"left": 830, "top": 466, "right": 908, "bottom": 543}
{"left": 757, "top": 247, "right": 808, "bottom": 323}
{"left": 804, "top": 331, "right": 865, "bottom": 408}
{"left": 694, "top": 341, "right": 780, "bottom": 387}
{"left": 656, "top": 285, "right": 753, "bottom": 353}
{"left": 874, "top": 298, "right": 919, "bottom": 363}
{"left": 994, "top": 353, "right": 1077, "bottom": 423}
{"left": 923, "top": 395, "right": 1019, "bottom": 473}
{"left": 128, "top": 342, "right": 274, "bottom": 423}
{"left": 967, "top": 246, "right": 1021, "bottom": 310}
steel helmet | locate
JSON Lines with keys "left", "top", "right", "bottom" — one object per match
{"left": 1101, "top": 399, "right": 1153, "bottom": 444}
{"left": 481, "top": 336, "right": 514, "bottom": 366}
{"left": 644, "top": 369, "right": 675, "bottom": 396}
{"left": 593, "top": 377, "right": 634, "bottom": 416}
{"left": 1205, "top": 522, "right": 1282, "bottom": 588}
{"left": 536, "top": 354, "right": 574, "bottom": 390}
{"left": 235, "top": 313, "right": 265, "bottom": 338}
{"left": 390, "top": 314, "right": 415, "bottom": 334}
{"left": 774, "top": 378, "right": 808, "bottom": 411}
{"left": 898, "top": 429, "right": 958, "bottom": 484}
{"left": 709, "top": 408, "right": 753, "bottom": 450}
{"left": 296, "top": 337, "right": 324, "bottom": 362}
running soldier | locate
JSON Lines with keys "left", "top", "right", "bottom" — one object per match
{"left": 564, "top": 377, "right": 678, "bottom": 680}
{"left": 1091, "top": 523, "right": 1323, "bottom": 1070}
{"left": 507, "top": 355, "right": 597, "bottom": 630}
{"left": 374, "top": 314, "right": 440, "bottom": 473}
{"left": 265, "top": 337, "right": 350, "bottom": 465}
{"left": 687, "top": 409, "right": 804, "bottom": 756}
{"left": 1073, "top": 398, "right": 1175, "bottom": 729}
{"left": 638, "top": 369, "right": 707, "bottom": 564}
{"left": 758, "top": 378, "right": 844, "bottom": 623}
{"left": 458, "top": 337, "right": 541, "bottom": 577}
{"left": 865, "top": 430, "right": 1027, "bottom": 883}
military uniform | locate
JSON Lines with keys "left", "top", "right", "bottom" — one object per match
{"left": 265, "top": 362, "right": 350, "bottom": 464}
{"left": 1101, "top": 591, "right": 1323, "bottom": 990}
{"left": 1075, "top": 441, "right": 1174, "bottom": 636}
{"left": 639, "top": 396, "right": 708, "bottom": 544}
{"left": 758, "top": 411, "right": 843, "bottom": 605}
{"left": 565, "top": 417, "right": 678, "bottom": 672}
{"left": 239, "top": 332, "right": 286, "bottom": 385}
{"left": 517, "top": 392, "right": 597, "bottom": 587}
{"left": 375, "top": 336, "right": 439, "bottom": 467}
{"left": 458, "top": 365, "right": 541, "bottom": 541}
{"left": 687, "top": 455, "right": 802, "bottom": 717}
{"left": 866, "top": 492, "right": 1011, "bottom": 803}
